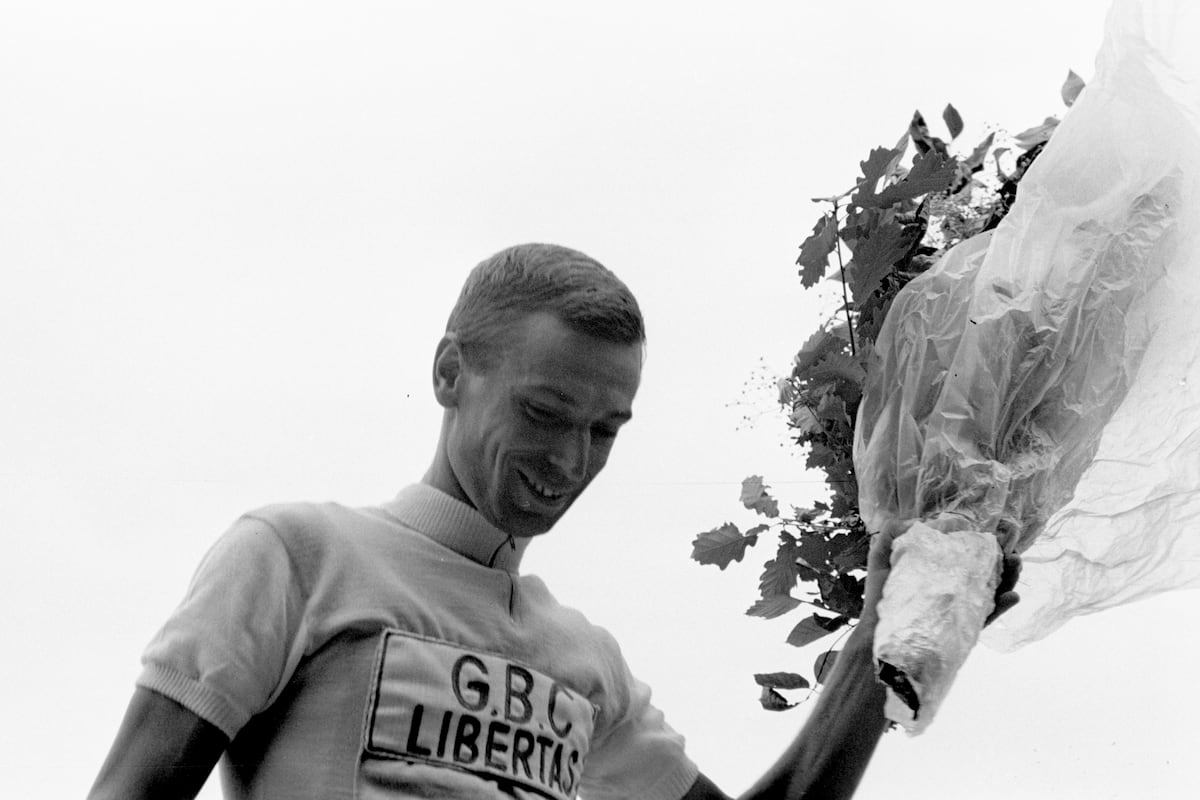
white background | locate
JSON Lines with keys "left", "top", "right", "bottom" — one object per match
{"left": 1, "top": 1, "right": 1196, "bottom": 798}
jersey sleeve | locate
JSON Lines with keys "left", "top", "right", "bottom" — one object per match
{"left": 136, "top": 515, "right": 310, "bottom": 739}
{"left": 579, "top": 635, "right": 700, "bottom": 800}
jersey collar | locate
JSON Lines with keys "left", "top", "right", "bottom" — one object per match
{"left": 387, "top": 483, "right": 529, "bottom": 572}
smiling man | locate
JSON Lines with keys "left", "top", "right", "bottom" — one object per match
{"left": 89, "top": 244, "right": 1004, "bottom": 800}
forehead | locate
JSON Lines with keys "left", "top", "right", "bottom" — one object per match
{"left": 498, "top": 312, "right": 642, "bottom": 405}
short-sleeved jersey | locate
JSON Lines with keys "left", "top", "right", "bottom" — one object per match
{"left": 138, "top": 484, "right": 699, "bottom": 800}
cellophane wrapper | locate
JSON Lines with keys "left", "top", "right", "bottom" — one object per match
{"left": 854, "top": 0, "right": 1200, "bottom": 732}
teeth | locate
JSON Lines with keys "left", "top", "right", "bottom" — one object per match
{"left": 522, "top": 472, "right": 565, "bottom": 500}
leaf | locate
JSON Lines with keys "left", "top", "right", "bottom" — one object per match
{"left": 791, "top": 329, "right": 845, "bottom": 377}
{"left": 759, "top": 686, "right": 798, "bottom": 711}
{"left": 872, "top": 150, "right": 958, "bottom": 208}
{"left": 793, "top": 506, "right": 820, "bottom": 524}
{"left": 805, "top": 441, "right": 840, "bottom": 471}
{"left": 815, "top": 393, "right": 852, "bottom": 429}
{"left": 796, "top": 214, "right": 838, "bottom": 288}
{"left": 829, "top": 533, "right": 870, "bottom": 572}
{"left": 691, "top": 523, "right": 759, "bottom": 570}
{"left": 830, "top": 487, "right": 858, "bottom": 518}
{"left": 815, "top": 613, "right": 850, "bottom": 632}
{"left": 963, "top": 131, "right": 995, "bottom": 173}
{"left": 786, "top": 614, "right": 836, "bottom": 647}
{"left": 846, "top": 219, "right": 916, "bottom": 299}
{"left": 850, "top": 145, "right": 903, "bottom": 207}
{"left": 759, "top": 536, "right": 800, "bottom": 596}
{"left": 776, "top": 376, "right": 797, "bottom": 407}
{"left": 818, "top": 572, "right": 865, "bottom": 617}
{"left": 754, "top": 671, "right": 810, "bottom": 690}
{"left": 804, "top": 352, "right": 867, "bottom": 388}
{"left": 788, "top": 405, "right": 822, "bottom": 435}
{"left": 797, "top": 531, "right": 830, "bottom": 570}
{"left": 746, "top": 594, "right": 802, "bottom": 619}
{"left": 909, "top": 110, "right": 931, "bottom": 152}
{"left": 1013, "top": 116, "right": 1059, "bottom": 148}
{"left": 856, "top": 294, "right": 894, "bottom": 344}
{"left": 814, "top": 650, "right": 840, "bottom": 684}
{"left": 740, "top": 475, "right": 780, "bottom": 518}
{"left": 942, "top": 103, "right": 964, "bottom": 139}
{"left": 1061, "top": 69, "right": 1085, "bottom": 107}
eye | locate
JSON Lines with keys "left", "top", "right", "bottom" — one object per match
{"left": 522, "top": 403, "right": 565, "bottom": 427}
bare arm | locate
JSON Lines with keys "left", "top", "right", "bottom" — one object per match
{"left": 734, "top": 623, "right": 889, "bottom": 800}
{"left": 88, "top": 686, "right": 228, "bottom": 800}
{"left": 681, "top": 526, "right": 1022, "bottom": 800}
{"left": 679, "top": 622, "right": 888, "bottom": 800}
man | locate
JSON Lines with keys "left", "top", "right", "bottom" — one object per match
{"left": 89, "top": 243, "right": 1017, "bottom": 799}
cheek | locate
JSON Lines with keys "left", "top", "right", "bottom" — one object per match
{"left": 587, "top": 442, "right": 615, "bottom": 476}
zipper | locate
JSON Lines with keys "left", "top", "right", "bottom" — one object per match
{"left": 486, "top": 535, "right": 519, "bottom": 617}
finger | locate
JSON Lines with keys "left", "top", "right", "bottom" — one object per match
{"left": 997, "top": 553, "right": 1022, "bottom": 594}
{"left": 984, "top": 590, "right": 1020, "bottom": 627}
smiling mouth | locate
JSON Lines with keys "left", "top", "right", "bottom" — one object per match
{"left": 517, "top": 470, "right": 569, "bottom": 504}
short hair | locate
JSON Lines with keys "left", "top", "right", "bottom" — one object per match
{"left": 446, "top": 243, "right": 646, "bottom": 369}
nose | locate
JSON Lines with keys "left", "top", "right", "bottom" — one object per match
{"left": 547, "top": 427, "right": 590, "bottom": 482}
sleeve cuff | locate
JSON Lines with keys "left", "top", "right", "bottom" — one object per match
{"left": 137, "top": 661, "right": 248, "bottom": 740}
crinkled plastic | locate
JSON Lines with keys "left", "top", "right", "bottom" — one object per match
{"left": 854, "top": 0, "right": 1200, "bottom": 732}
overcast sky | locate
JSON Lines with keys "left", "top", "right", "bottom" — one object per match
{"left": 2, "top": 2, "right": 1196, "bottom": 798}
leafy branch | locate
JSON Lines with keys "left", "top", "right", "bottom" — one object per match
{"left": 691, "top": 74, "right": 1083, "bottom": 710}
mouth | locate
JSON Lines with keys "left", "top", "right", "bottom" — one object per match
{"left": 516, "top": 469, "right": 570, "bottom": 507}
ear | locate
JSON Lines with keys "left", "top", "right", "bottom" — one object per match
{"left": 432, "top": 334, "right": 464, "bottom": 408}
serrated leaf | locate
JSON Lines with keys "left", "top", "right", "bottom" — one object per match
{"left": 754, "top": 671, "right": 811, "bottom": 690}
{"left": 796, "top": 214, "right": 838, "bottom": 288}
{"left": 942, "top": 103, "right": 964, "bottom": 139}
{"left": 805, "top": 441, "right": 840, "bottom": 471}
{"left": 759, "top": 536, "right": 800, "bottom": 597}
{"left": 830, "top": 488, "right": 858, "bottom": 518}
{"left": 829, "top": 533, "right": 870, "bottom": 572}
{"left": 786, "top": 614, "right": 835, "bottom": 647}
{"left": 815, "top": 392, "right": 851, "bottom": 427}
{"left": 805, "top": 352, "right": 867, "bottom": 387}
{"left": 791, "top": 329, "right": 844, "bottom": 376}
{"left": 814, "top": 650, "right": 840, "bottom": 684}
{"left": 759, "top": 686, "right": 798, "bottom": 711}
{"left": 1061, "top": 69, "right": 1085, "bottom": 107}
{"left": 788, "top": 405, "right": 822, "bottom": 435}
{"left": 850, "top": 145, "right": 903, "bottom": 207}
{"left": 691, "top": 523, "right": 758, "bottom": 570}
{"left": 845, "top": 220, "right": 916, "bottom": 299}
{"left": 746, "top": 594, "right": 802, "bottom": 619}
{"left": 871, "top": 151, "right": 958, "bottom": 208}
{"left": 740, "top": 475, "right": 780, "bottom": 518}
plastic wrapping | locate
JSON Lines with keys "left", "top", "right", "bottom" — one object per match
{"left": 873, "top": 523, "right": 1000, "bottom": 733}
{"left": 854, "top": 0, "right": 1200, "bottom": 731}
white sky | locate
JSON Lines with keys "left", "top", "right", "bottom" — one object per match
{"left": 2, "top": 1, "right": 1197, "bottom": 798}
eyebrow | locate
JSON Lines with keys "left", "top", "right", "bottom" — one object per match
{"left": 521, "top": 388, "right": 634, "bottom": 423}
